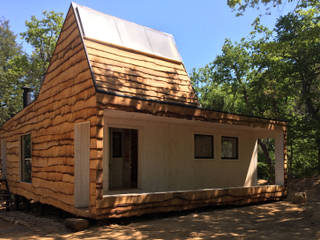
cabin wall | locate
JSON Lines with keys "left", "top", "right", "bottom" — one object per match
{"left": 92, "top": 109, "right": 286, "bottom": 218}
{"left": 95, "top": 93, "right": 287, "bottom": 199}
{"left": 102, "top": 111, "right": 268, "bottom": 193}
{"left": 0, "top": 7, "right": 98, "bottom": 217}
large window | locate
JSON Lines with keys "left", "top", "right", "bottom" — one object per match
{"left": 21, "top": 134, "right": 32, "bottom": 183}
{"left": 194, "top": 134, "right": 214, "bottom": 159}
{"left": 221, "top": 136, "right": 238, "bottom": 159}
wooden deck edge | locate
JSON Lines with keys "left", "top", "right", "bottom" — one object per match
{"left": 10, "top": 185, "right": 286, "bottom": 219}
{"left": 93, "top": 185, "right": 287, "bottom": 219}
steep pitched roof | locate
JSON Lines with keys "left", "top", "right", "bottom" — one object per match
{"left": 72, "top": 3, "right": 199, "bottom": 106}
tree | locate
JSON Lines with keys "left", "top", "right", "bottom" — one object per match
{"left": 191, "top": 2, "right": 320, "bottom": 177}
{"left": 0, "top": 11, "right": 63, "bottom": 126}
{"left": 0, "top": 19, "right": 26, "bottom": 125}
{"left": 271, "top": 7, "right": 320, "bottom": 172}
{"left": 21, "top": 10, "right": 63, "bottom": 94}
{"left": 191, "top": 38, "right": 292, "bottom": 181}
{"left": 227, "top": 0, "right": 319, "bottom": 16}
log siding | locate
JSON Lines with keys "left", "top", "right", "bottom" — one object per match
{"left": 0, "top": 7, "right": 98, "bottom": 217}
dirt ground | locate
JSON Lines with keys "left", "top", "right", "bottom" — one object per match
{"left": 0, "top": 177, "right": 319, "bottom": 240}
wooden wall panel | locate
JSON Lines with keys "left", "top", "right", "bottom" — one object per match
{"left": 0, "top": 7, "right": 98, "bottom": 218}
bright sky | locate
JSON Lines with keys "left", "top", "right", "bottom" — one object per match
{"left": 1, "top": 0, "right": 295, "bottom": 73}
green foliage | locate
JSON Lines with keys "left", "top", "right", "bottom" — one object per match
{"left": 257, "top": 138, "right": 275, "bottom": 181}
{"left": 269, "top": 6, "right": 320, "bottom": 173}
{"left": 21, "top": 10, "right": 63, "bottom": 94}
{"left": 191, "top": 37, "right": 291, "bottom": 120}
{"left": 227, "top": 0, "right": 319, "bottom": 16}
{"left": 192, "top": 2, "right": 320, "bottom": 177}
{"left": 0, "top": 19, "right": 25, "bottom": 125}
{"left": 258, "top": 161, "right": 270, "bottom": 179}
{"left": 0, "top": 11, "right": 63, "bottom": 126}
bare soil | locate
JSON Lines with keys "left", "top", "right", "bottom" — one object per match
{"left": 0, "top": 177, "right": 319, "bottom": 240}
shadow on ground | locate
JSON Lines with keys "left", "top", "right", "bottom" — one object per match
{"left": 1, "top": 176, "right": 320, "bottom": 239}
{"left": 65, "top": 201, "right": 319, "bottom": 240}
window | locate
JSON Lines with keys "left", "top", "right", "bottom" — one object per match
{"left": 221, "top": 136, "right": 238, "bottom": 159}
{"left": 194, "top": 134, "right": 214, "bottom": 159}
{"left": 21, "top": 134, "right": 32, "bottom": 183}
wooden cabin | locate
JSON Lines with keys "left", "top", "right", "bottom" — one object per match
{"left": 0, "top": 3, "right": 287, "bottom": 219}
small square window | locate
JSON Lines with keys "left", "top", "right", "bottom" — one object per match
{"left": 221, "top": 136, "right": 238, "bottom": 159}
{"left": 194, "top": 134, "right": 213, "bottom": 159}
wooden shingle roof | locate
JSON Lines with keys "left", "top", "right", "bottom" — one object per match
{"left": 72, "top": 3, "right": 199, "bottom": 106}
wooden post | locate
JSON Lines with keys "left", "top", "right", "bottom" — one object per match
{"left": 74, "top": 121, "right": 90, "bottom": 208}
{"left": 275, "top": 132, "right": 285, "bottom": 185}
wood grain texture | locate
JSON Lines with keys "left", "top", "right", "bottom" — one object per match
{"left": 0, "top": 7, "right": 98, "bottom": 218}
{"left": 96, "top": 93, "right": 287, "bottom": 129}
{"left": 95, "top": 185, "right": 286, "bottom": 219}
{"left": 84, "top": 38, "right": 199, "bottom": 106}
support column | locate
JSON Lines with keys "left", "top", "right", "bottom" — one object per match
{"left": 275, "top": 131, "right": 285, "bottom": 185}
{"left": 102, "top": 113, "right": 109, "bottom": 194}
{"left": 244, "top": 139, "right": 258, "bottom": 187}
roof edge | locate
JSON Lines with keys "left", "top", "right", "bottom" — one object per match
{"left": 95, "top": 88, "right": 288, "bottom": 125}
{"left": 71, "top": 3, "right": 100, "bottom": 94}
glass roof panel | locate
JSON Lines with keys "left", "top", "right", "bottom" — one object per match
{"left": 73, "top": 3, "right": 182, "bottom": 62}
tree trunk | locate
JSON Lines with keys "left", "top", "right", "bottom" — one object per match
{"left": 289, "top": 141, "right": 293, "bottom": 178}
{"left": 317, "top": 137, "right": 320, "bottom": 174}
{"left": 318, "top": 147, "right": 320, "bottom": 174}
{"left": 258, "top": 139, "right": 273, "bottom": 183}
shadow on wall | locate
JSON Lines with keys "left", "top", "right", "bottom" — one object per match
{"left": 91, "top": 53, "right": 199, "bottom": 107}
{"left": 93, "top": 56, "right": 202, "bottom": 200}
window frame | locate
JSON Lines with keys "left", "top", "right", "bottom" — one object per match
{"left": 194, "top": 134, "right": 214, "bottom": 159}
{"left": 21, "top": 133, "right": 32, "bottom": 183}
{"left": 221, "top": 136, "right": 239, "bottom": 160}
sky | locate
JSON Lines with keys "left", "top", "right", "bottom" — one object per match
{"left": 1, "top": 0, "right": 295, "bottom": 74}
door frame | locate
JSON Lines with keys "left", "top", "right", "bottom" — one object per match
{"left": 103, "top": 115, "right": 143, "bottom": 195}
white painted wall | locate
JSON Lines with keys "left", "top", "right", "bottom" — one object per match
{"left": 103, "top": 110, "right": 283, "bottom": 193}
